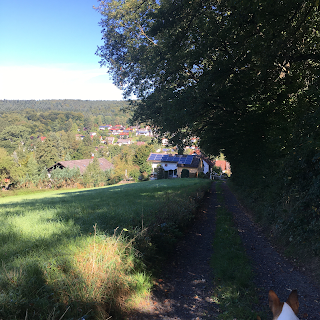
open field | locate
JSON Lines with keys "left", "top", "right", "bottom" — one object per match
{"left": 0, "top": 179, "right": 211, "bottom": 319}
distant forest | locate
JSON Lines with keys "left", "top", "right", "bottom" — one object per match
{"left": 0, "top": 99, "right": 131, "bottom": 129}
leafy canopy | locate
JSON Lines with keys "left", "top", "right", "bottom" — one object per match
{"left": 96, "top": 0, "right": 320, "bottom": 171}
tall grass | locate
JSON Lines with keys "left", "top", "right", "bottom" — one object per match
{"left": 0, "top": 179, "right": 211, "bottom": 319}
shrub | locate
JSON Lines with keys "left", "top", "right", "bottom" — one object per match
{"left": 155, "top": 165, "right": 165, "bottom": 179}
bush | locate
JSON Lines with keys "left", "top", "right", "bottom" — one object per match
{"left": 198, "top": 172, "right": 208, "bottom": 179}
{"left": 156, "top": 165, "right": 165, "bottom": 179}
{"left": 50, "top": 167, "right": 80, "bottom": 188}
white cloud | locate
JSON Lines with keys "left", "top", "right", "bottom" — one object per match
{"left": 0, "top": 65, "right": 124, "bottom": 100}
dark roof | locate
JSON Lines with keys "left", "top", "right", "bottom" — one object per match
{"left": 49, "top": 158, "right": 113, "bottom": 175}
{"left": 177, "top": 156, "right": 201, "bottom": 168}
{"left": 147, "top": 153, "right": 201, "bottom": 168}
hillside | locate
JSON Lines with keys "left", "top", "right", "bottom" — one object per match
{"left": 0, "top": 99, "right": 131, "bottom": 129}
{"left": 0, "top": 99, "right": 129, "bottom": 114}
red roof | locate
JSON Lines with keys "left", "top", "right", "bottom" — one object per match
{"left": 49, "top": 158, "right": 114, "bottom": 175}
{"left": 214, "top": 160, "right": 227, "bottom": 171}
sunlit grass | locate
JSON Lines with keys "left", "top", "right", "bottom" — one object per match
{"left": 0, "top": 178, "right": 211, "bottom": 319}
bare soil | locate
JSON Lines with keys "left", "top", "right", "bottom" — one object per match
{"left": 127, "top": 181, "right": 320, "bottom": 319}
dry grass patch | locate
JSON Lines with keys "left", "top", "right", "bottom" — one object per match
{"left": 44, "top": 228, "right": 151, "bottom": 319}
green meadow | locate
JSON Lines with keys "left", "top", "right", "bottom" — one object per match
{"left": 0, "top": 179, "right": 211, "bottom": 320}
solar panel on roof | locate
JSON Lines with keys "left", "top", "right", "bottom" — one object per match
{"left": 184, "top": 155, "right": 194, "bottom": 165}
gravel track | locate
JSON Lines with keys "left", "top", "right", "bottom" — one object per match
{"left": 128, "top": 181, "right": 320, "bottom": 319}
{"left": 220, "top": 182, "right": 320, "bottom": 320}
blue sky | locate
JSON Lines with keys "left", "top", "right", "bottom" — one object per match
{"left": 0, "top": 0, "right": 123, "bottom": 100}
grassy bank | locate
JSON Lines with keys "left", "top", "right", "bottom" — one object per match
{"left": 0, "top": 179, "right": 211, "bottom": 319}
{"left": 211, "top": 182, "right": 264, "bottom": 320}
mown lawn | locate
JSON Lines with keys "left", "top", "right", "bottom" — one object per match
{"left": 0, "top": 178, "right": 211, "bottom": 320}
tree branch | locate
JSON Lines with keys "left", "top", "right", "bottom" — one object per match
{"left": 137, "top": 23, "right": 157, "bottom": 45}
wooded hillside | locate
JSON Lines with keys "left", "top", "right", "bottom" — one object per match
{"left": 0, "top": 99, "right": 156, "bottom": 190}
{"left": 0, "top": 99, "right": 130, "bottom": 125}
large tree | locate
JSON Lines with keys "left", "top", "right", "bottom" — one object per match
{"left": 96, "top": 0, "right": 320, "bottom": 173}
{"left": 96, "top": 1, "right": 320, "bottom": 253}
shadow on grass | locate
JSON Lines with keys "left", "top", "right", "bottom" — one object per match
{"left": 0, "top": 179, "right": 211, "bottom": 319}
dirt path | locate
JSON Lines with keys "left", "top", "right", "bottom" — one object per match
{"left": 220, "top": 182, "right": 320, "bottom": 319}
{"left": 128, "top": 181, "right": 320, "bottom": 319}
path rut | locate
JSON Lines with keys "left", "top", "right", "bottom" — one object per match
{"left": 127, "top": 181, "right": 320, "bottom": 319}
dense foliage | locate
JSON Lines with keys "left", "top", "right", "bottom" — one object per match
{"left": 0, "top": 99, "right": 130, "bottom": 121}
{"left": 96, "top": 1, "right": 320, "bottom": 255}
{"left": 0, "top": 100, "right": 131, "bottom": 136}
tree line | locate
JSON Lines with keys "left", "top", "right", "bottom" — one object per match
{"left": 0, "top": 99, "right": 129, "bottom": 120}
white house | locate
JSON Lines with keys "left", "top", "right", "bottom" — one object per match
{"left": 147, "top": 153, "right": 203, "bottom": 178}
{"left": 161, "top": 138, "right": 168, "bottom": 146}
{"left": 117, "top": 138, "right": 132, "bottom": 146}
{"left": 136, "top": 129, "right": 152, "bottom": 136}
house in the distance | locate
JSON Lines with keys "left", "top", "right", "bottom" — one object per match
{"left": 48, "top": 158, "right": 114, "bottom": 175}
{"left": 106, "top": 136, "right": 115, "bottom": 144}
{"left": 136, "top": 128, "right": 152, "bottom": 136}
{"left": 119, "top": 131, "right": 130, "bottom": 138}
{"left": 99, "top": 125, "right": 112, "bottom": 131}
{"left": 75, "top": 134, "right": 85, "bottom": 140}
{"left": 147, "top": 153, "right": 203, "bottom": 178}
{"left": 117, "top": 138, "right": 132, "bottom": 146}
{"left": 161, "top": 138, "right": 168, "bottom": 146}
{"left": 191, "top": 149, "right": 214, "bottom": 175}
{"left": 214, "top": 159, "right": 231, "bottom": 175}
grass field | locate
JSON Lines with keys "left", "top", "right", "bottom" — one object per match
{"left": 0, "top": 178, "right": 211, "bottom": 320}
